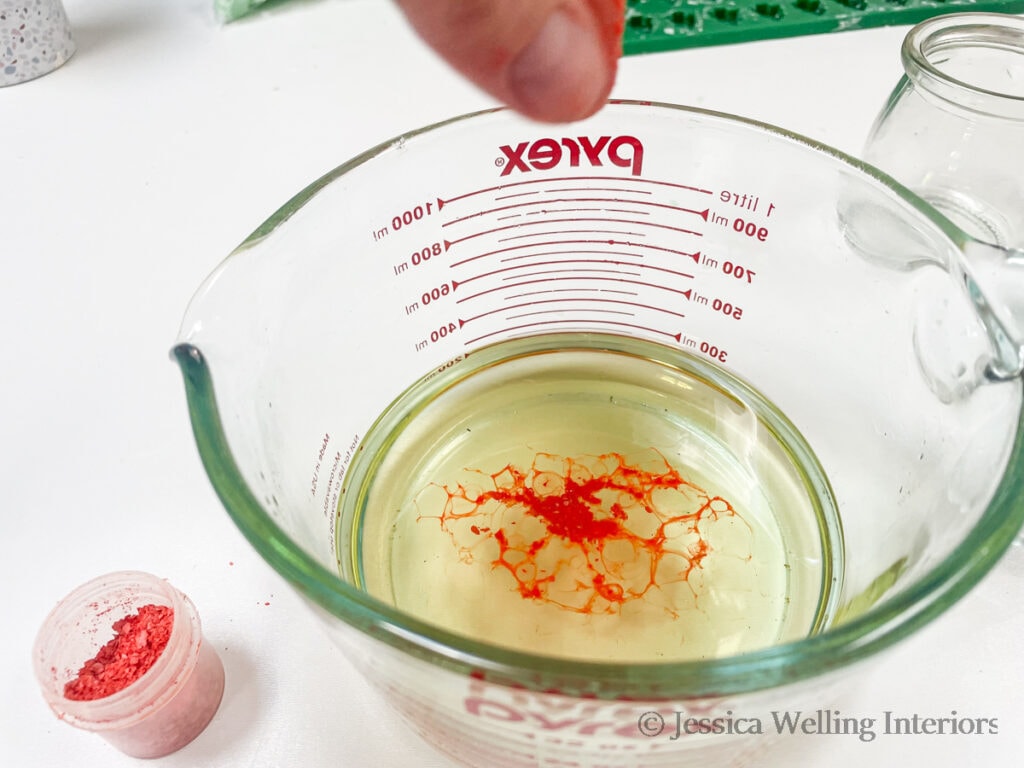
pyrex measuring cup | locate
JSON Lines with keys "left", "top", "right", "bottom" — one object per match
{"left": 173, "top": 101, "right": 1024, "bottom": 768}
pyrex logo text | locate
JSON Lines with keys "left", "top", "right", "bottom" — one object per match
{"left": 498, "top": 135, "right": 644, "bottom": 177}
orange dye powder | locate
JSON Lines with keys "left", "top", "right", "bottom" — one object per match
{"left": 421, "top": 451, "right": 737, "bottom": 616}
{"left": 64, "top": 604, "right": 174, "bottom": 701}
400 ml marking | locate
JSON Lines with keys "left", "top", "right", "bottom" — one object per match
{"left": 415, "top": 321, "right": 459, "bottom": 351}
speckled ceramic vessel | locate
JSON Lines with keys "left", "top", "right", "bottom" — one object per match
{"left": 1, "top": 0, "right": 74, "bottom": 86}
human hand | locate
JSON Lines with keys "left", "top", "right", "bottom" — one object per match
{"left": 395, "top": 0, "right": 625, "bottom": 123}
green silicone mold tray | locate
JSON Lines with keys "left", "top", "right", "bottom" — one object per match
{"left": 623, "top": 0, "right": 1024, "bottom": 52}
{"left": 217, "top": 1, "right": 1024, "bottom": 52}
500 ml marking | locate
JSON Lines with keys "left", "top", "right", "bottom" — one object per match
{"left": 690, "top": 293, "right": 744, "bottom": 320}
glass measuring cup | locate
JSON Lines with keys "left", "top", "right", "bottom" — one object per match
{"left": 172, "top": 101, "right": 1024, "bottom": 767}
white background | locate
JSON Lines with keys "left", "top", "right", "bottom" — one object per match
{"left": 2, "top": 1, "right": 1021, "bottom": 766}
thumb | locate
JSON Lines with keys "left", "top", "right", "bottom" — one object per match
{"left": 395, "top": 0, "right": 624, "bottom": 123}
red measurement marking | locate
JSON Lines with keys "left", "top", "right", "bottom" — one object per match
{"left": 440, "top": 176, "right": 713, "bottom": 207}
{"left": 442, "top": 198, "right": 706, "bottom": 228}
{"left": 543, "top": 186, "right": 653, "bottom": 195}
{"left": 502, "top": 248, "right": 645, "bottom": 262}
{"left": 507, "top": 307, "right": 633, "bottom": 321}
{"left": 460, "top": 296, "right": 686, "bottom": 325}
{"left": 493, "top": 208, "right": 650, "bottom": 223}
{"left": 523, "top": 207, "right": 651, "bottom": 217}
{"left": 462, "top": 318, "right": 683, "bottom": 345}
{"left": 499, "top": 227, "right": 644, "bottom": 243}
{"left": 505, "top": 267, "right": 643, "bottom": 280}
{"left": 420, "top": 452, "right": 736, "bottom": 615}
{"left": 449, "top": 240, "right": 700, "bottom": 269}
{"left": 493, "top": 185, "right": 647, "bottom": 199}
{"left": 505, "top": 287, "right": 638, "bottom": 300}
{"left": 494, "top": 191, "right": 542, "bottom": 201}
{"left": 446, "top": 217, "right": 701, "bottom": 247}
{"left": 456, "top": 258, "right": 692, "bottom": 288}
{"left": 456, "top": 276, "right": 693, "bottom": 305}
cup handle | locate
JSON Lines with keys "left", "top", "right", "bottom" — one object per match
{"left": 960, "top": 240, "right": 1024, "bottom": 381}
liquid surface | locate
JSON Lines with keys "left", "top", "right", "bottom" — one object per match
{"left": 339, "top": 334, "right": 840, "bottom": 662}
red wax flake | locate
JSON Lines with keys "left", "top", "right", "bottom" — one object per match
{"left": 64, "top": 604, "right": 174, "bottom": 701}
{"left": 423, "top": 451, "right": 736, "bottom": 615}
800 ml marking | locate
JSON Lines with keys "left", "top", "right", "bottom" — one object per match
{"left": 394, "top": 241, "right": 445, "bottom": 276}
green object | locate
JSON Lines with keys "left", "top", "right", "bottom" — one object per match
{"left": 215, "top": 0, "right": 279, "bottom": 23}
{"left": 219, "top": 0, "right": 1024, "bottom": 53}
{"left": 622, "top": 0, "right": 1024, "bottom": 52}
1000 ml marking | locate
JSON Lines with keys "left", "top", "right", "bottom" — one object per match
{"left": 373, "top": 201, "right": 439, "bottom": 243}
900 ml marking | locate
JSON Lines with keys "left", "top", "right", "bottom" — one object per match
{"left": 708, "top": 211, "right": 769, "bottom": 242}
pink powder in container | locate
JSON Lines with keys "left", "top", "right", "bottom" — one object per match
{"left": 33, "top": 571, "right": 225, "bottom": 758}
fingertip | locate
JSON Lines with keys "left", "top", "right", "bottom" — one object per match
{"left": 506, "top": 5, "right": 618, "bottom": 123}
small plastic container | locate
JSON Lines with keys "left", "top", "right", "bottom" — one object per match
{"left": 33, "top": 571, "right": 225, "bottom": 758}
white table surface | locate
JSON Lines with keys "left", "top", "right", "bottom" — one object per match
{"left": 3, "top": 2, "right": 1022, "bottom": 766}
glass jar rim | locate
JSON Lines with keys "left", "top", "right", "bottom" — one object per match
{"left": 902, "top": 12, "right": 1024, "bottom": 119}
